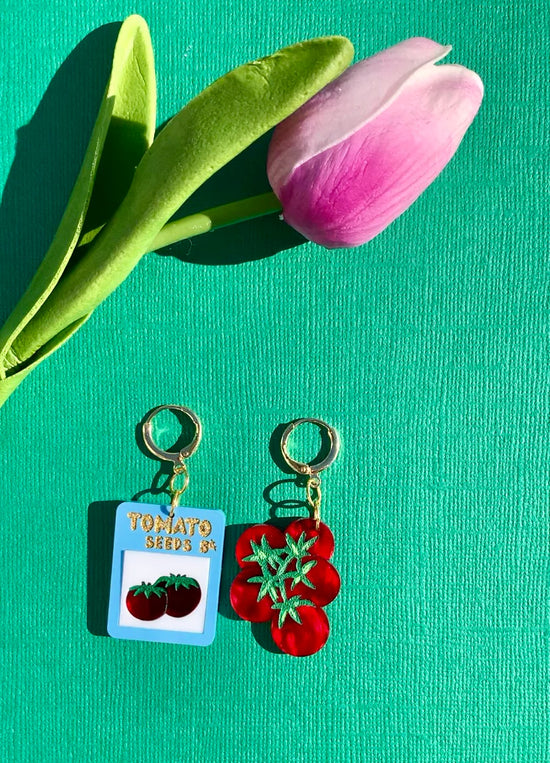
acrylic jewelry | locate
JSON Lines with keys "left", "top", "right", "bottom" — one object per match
{"left": 107, "top": 405, "right": 225, "bottom": 646}
{"left": 230, "top": 418, "right": 341, "bottom": 657}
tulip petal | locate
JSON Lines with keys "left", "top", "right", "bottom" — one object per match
{"left": 277, "top": 62, "right": 483, "bottom": 248}
{"left": 268, "top": 37, "right": 452, "bottom": 194}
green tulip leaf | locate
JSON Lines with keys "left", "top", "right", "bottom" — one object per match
{"left": 8, "top": 34, "right": 354, "bottom": 375}
{"left": 0, "top": 316, "right": 90, "bottom": 408}
{"left": 0, "top": 25, "right": 354, "bottom": 410}
{"left": 0, "top": 14, "right": 156, "bottom": 396}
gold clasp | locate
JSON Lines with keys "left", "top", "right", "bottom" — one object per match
{"left": 141, "top": 405, "right": 201, "bottom": 515}
{"left": 279, "top": 418, "right": 339, "bottom": 524}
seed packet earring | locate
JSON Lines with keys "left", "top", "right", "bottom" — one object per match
{"left": 230, "top": 418, "right": 341, "bottom": 657}
{"left": 107, "top": 405, "right": 226, "bottom": 646}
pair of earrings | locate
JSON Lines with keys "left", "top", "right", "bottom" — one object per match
{"left": 107, "top": 405, "right": 341, "bottom": 657}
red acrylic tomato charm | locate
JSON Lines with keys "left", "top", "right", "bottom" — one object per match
{"left": 271, "top": 603, "right": 330, "bottom": 657}
{"left": 231, "top": 519, "right": 340, "bottom": 655}
{"left": 235, "top": 524, "right": 286, "bottom": 568}
{"left": 286, "top": 518, "right": 335, "bottom": 559}
{"left": 230, "top": 564, "right": 279, "bottom": 622}
{"left": 286, "top": 555, "right": 341, "bottom": 606}
{"left": 125, "top": 582, "right": 167, "bottom": 621}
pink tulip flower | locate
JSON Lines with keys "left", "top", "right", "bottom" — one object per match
{"left": 267, "top": 37, "right": 483, "bottom": 249}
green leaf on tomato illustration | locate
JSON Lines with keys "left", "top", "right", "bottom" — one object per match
{"left": 284, "top": 531, "right": 317, "bottom": 559}
{"left": 126, "top": 582, "right": 167, "bottom": 621}
{"left": 246, "top": 571, "right": 281, "bottom": 603}
{"left": 290, "top": 559, "right": 318, "bottom": 589}
{"left": 242, "top": 535, "right": 285, "bottom": 569}
{"left": 271, "top": 595, "right": 315, "bottom": 628}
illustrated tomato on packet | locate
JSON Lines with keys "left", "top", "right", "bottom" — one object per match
{"left": 125, "top": 574, "right": 202, "bottom": 621}
{"left": 230, "top": 518, "right": 340, "bottom": 656}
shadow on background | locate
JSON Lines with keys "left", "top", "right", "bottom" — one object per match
{"left": 0, "top": 26, "right": 306, "bottom": 336}
{"left": 0, "top": 23, "right": 121, "bottom": 329}
{"left": 87, "top": 499, "right": 120, "bottom": 637}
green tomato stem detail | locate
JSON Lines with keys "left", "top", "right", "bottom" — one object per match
{"left": 271, "top": 596, "right": 315, "bottom": 628}
{"left": 154, "top": 574, "right": 199, "bottom": 590}
{"left": 244, "top": 532, "right": 318, "bottom": 611}
{"left": 128, "top": 582, "right": 166, "bottom": 598}
{"left": 285, "top": 531, "right": 317, "bottom": 558}
{"left": 290, "top": 559, "right": 317, "bottom": 590}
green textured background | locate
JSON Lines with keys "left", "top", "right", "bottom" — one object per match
{"left": 0, "top": 1, "right": 547, "bottom": 761}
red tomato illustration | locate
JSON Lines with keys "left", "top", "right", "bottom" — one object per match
{"left": 286, "top": 518, "right": 334, "bottom": 559}
{"left": 125, "top": 582, "right": 167, "bottom": 621}
{"left": 271, "top": 603, "right": 329, "bottom": 657}
{"left": 155, "top": 574, "right": 201, "bottom": 617}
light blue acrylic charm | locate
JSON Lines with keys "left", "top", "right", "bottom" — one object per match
{"left": 107, "top": 405, "right": 225, "bottom": 646}
{"left": 108, "top": 501, "right": 225, "bottom": 645}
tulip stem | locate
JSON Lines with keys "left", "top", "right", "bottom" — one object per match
{"left": 150, "top": 191, "right": 282, "bottom": 251}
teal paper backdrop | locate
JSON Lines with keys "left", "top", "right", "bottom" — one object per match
{"left": 0, "top": 1, "right": 547, "bottom": 761}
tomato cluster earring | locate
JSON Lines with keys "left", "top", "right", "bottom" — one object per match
{"left": 230, "top": 418, "right": 341, "bottom": 657}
